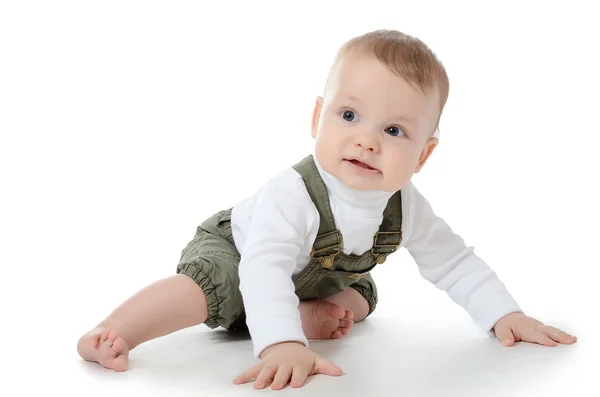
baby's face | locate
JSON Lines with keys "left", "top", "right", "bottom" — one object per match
{"left": 312, "top": 54, "right": 440, "bottom": 192}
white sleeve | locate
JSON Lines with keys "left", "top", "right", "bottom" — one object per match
{"left": 237, "top": 173, "right": 318, "bottom": 358}
{"left": 402, "top": 182, "right": 522, "bottom": 332}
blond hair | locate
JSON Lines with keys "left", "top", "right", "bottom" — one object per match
{"left": 327, "top": 29, "right": 449, "bottom": 135}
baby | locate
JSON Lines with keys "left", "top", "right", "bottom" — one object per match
{"left": 77, "top": 29, "right": 577, "bottom": 390}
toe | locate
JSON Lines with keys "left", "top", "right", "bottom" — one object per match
{"left": 344, "top": 310, "right": 354, "bottom": 320}
{"left": 106, "top": 331, "right": 118, "bottom": 347}
{"left": 111, "top": 337, "right": 124, "bottom": 356}
{"left": 323, "top": 301, "right": 346, "bottom": 320}
{"left": 100, "top": 329, "right": 111, "bottom": 343}
{"left": 112, "top": 354, "right": 129, "bottom": 372}
{"left": 339, "top": 319, "right": 354, "bottom": 329}
{"left": 77, "top": 329, "right": 104, "bottom": 360}
{"left": 331, "top": 330, "right": 342, "bottom": 339}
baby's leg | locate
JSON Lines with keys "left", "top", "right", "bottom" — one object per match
{"left": 77, "top": 274, "right": 207, "bottom": 371}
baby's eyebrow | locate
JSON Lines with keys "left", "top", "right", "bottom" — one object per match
{"left": 389, "top": 114, "right": 416, "bottom": 126}
{"left": 344, "top": 95, "right": 362, "bottom": 103}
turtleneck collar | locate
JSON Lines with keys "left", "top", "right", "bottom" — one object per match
{"left": 313, "top": 155, "right": 395, "bottom": 216}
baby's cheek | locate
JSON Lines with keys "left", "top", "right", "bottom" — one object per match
{"left": 317, "top": 134, "right": 340, "bottom": 156}
{"left": 387, "top": 158, "right": 414, "bottom": 188}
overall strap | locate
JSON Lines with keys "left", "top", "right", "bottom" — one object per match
{"left": 370, "top": 191, "right": 403, "bottom": 264}
{"left": 292, "top": 155, "right": 342, "bottom": 268}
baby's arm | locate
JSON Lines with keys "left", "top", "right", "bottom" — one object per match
{"left": 402, "top": 182, "right": 522, "bottom": 331}
{"left": 403, "top": 182, "right": 576, "bottom": 346}
{"left": 232, "top": 171, "right": 343, "bottom": 388}
{"left": 235, "top": 173, "right": 316, "bottom": 357}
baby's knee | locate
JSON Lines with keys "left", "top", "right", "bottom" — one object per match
{"left": 346, "top": 287, "right": 370, "bottom": 322}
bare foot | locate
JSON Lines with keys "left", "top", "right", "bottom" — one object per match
{"left": 299, "top": 300, "right": 354, "bottom": 339}
{"left": 77, "top": 328, "right": 130, "bottom": 372}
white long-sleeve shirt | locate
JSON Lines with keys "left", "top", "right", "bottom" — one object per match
{"left": 231, "top": 158, "right": 521, "bottom": 358}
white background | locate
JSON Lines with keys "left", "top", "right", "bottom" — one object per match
{"left": 1, "top": 1, "right": 599, "bottom": 396}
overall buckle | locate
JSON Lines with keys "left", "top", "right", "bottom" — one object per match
{"left": 310, "top": 230, "right": 343, "bottom": 268}
{"left": 370, "top": 231, "right": 402, "bottom": 264}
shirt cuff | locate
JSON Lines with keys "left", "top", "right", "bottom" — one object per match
{"left": 465, "top": 281, "right": 523, "bottom": 332}
{"left": 249, "top": 316, "right": 309, "bottom": 358}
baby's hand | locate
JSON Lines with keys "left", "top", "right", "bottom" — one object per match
{"left": 493, "top": 312, "right": 577, "bottom": 347}
{"left": 233, "top": 341, "right": 343, "bottom": 390}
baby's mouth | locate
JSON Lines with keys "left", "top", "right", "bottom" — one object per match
{"left": 347, "top": 159, "right": 376, "bottom": 170}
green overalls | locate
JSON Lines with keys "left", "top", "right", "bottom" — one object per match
{"left": 176, "top": 155, "right": 402, "bottom": 331}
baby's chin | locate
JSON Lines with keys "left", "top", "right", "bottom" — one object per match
{"left": 341, "top": 175, "right": 406, "bottom": 193}
{"left": 339, "top": 176, "right": 387, "bottom": 192}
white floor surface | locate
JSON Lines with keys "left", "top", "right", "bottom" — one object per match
{"left": 5, "top": 249, "right": 597, "bottom": 397}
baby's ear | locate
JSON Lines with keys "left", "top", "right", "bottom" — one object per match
{"left": 415, "top": 138, "right": 438, "bottom": 173}
{"left": 311, "top": 96, "right": 324, "bottom": 139}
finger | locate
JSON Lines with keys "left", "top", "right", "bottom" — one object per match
{"left": 494, "top": 323, "right": 515, "bottom": 346}
{"left": 233, "top": 365, "right": 262, "bottom": 385}
{"left": 540, "top": 326, "right": 576, "bottom": 344}
{"left": 571, "top": 335, "right": 578, "bottom": 342}
{"left": 312, "top": 357, "right": 343, "bottom": 377}
{"left": 538, "top": 325, "right": 575, "bottom": 344}
{"left": 522, "top": 329, "right": 557, "bottom": 347}
{"left": 290, "top": 365, "right": 310, "bottom": 388}
{"left": 254, "top": 365, "right": 278, "bottom": 390}
{"left": 536, "top": 333, "right": 558, "bottom": 347}
{"left": 271, "top": 365, "right": 293, "bottom": 390}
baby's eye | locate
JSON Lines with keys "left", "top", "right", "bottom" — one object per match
{"left": 341, "top": 110, "right": 357, "bottom": 122}
{"left": 385, "top": 126, "right": 404, "bottom": 137}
